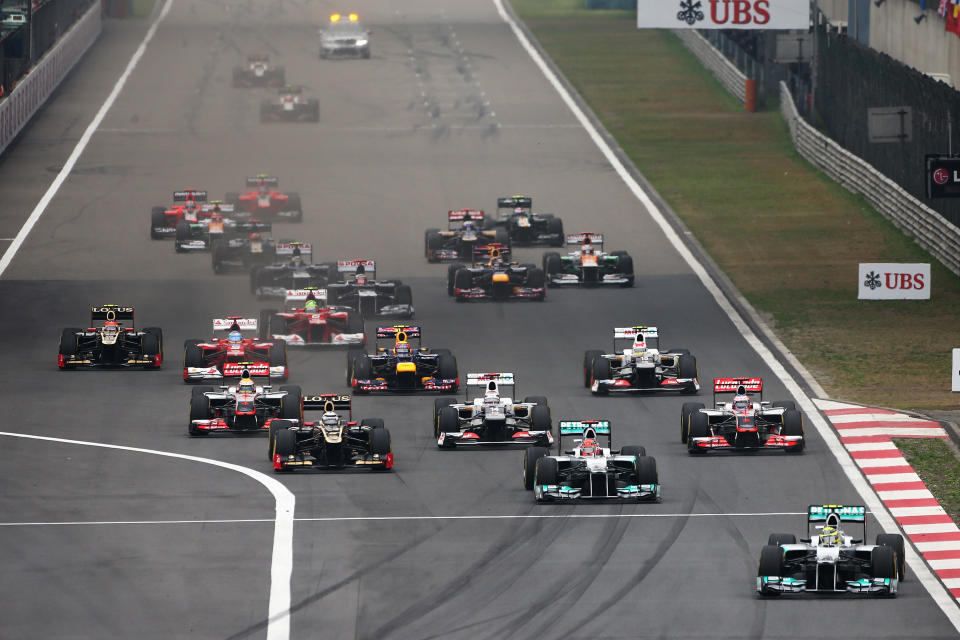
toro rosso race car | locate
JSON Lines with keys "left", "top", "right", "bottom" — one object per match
{"left": 319, "top": 13, "right": 371, "bottom": 59}
{"left": 522, "top": 421, "right": 661, "bottom": 503}
{"left": 226, "top": 175, "right": 302, "bottom": 222}
{"left": 347, "top": 325, "right": 458, "bottom": 394}
{"left": 448, "top": 245, "right": 545, "bottom": 301}
{"left": 232, "top": 54, "right": 285, "bottom": 87}
{"left": 434, "top": 373, "right": 553, "bottom": 447}
{"left": 250, "top": 243, "right": 333, "bottom": 298}
{"left": 585, "top": 326, "right": 699, "bottom": 395}
{"left": 487, "top": 196, "right": 563, "bottom": 246}
{"left": 543, "top": 233, "right": 634, "bottom": 287}
{"left": 757, "top": 505, "right": 904, "bottom": 597}
{"left": 150, "top": 189, "right": 208, "bottom": 239}
{"left": 326, "top": 259, "right": 414, "bottom": 318}
{"left": 681, "top": 377, "right": 805, "bottom": 454}
{"left": 211, "top": 227, "right": 282, "bottom": 273}
{"left": 59, "top": 305, "right": 163, "bottom": 369}
{"left": 425, "top": 209, "right": 510, "bottom": 262}
{"left": 271, "top": 394, "right": 394, "bottom": 472}
{"left": 188, "top": 365, "right": 301, "bottom": 436}
{"left": 260, "top": 85, "right": 319, "bottom": 122}
{"left": 183, "top": 317, "right": 288, "bottom": 383}
{"left": 260, "top": 287, "right": 365, "bottom": 348}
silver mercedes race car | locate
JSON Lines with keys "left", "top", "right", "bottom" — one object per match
{"left": 757, "top": 505, "right": 905, "bottom": 597}
{"left": 521, "top": 421, "right": 661, "bottom": 503}
{"left": 434, "top": 373, "right": 553, "bottom": 447}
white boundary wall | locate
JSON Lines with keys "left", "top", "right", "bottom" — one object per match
{"left": 673, "top": 29, "right": 747, "bottom": 103}
{"left": 0, "top": 2, "right": 102, "bottom": 154}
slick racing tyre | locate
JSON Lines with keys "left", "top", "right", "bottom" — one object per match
{"left": 269, "top": 342, "right": 288, "bottom": 378}
{"left": 523, "top": 446, "right": 550, "bottom": 490}
{"left": 59, "top": 327, "right": 80, "bottom": 368}
{"left": 634, "top": 456, "right": 658, "bottom": 488}
{"left": 757, "top": 545, "right": 785, "bottom": 596}
{"left": 183, "top": 339, "right": 203, "bottom": 382}
{"left": 351, "top": 354, "right": 373, "bottom": 393}
{"left": 773, "top": 400, "right": 797, "bottom": 410}
{"left": 345, "top": 311, "right": 365, "bottom": 335}
{"left": 175, "top": 220, "right": 191, "bottom": 251}
{"left": 437, "top": 354, "right": 458, "bottom": 391}
{"left": 687, "top": 412, "right": 710, "bottom": 454}
{"left": 395, "top": 284, "right": 413, "bottom": 307}
{"left": 141, "top": 328, "right": 163, "bottom": 368}
{"left": 543, "top": 252, "right": 562, "bottom": 280}
{"left": 526, "top": 267, "right": 545, "bottom": 292}
{"left": 583, "top": 350, "right": 604, "bottom": 387}
{"left": 425, "top": 230, "right": 443, "bottom": 261}
{"left": 590, "top": 356, "right": 612, "bottom": 394}
{"left": 767, "top": 533, "right": 797, "bottom": 546}
{"left": 616, "top": 254, "right": 634, "bottom": 287}
{"left": 150, "top": 207, "right": 166, "bottom": 239}
{"left": 188, "top": 386, "right": 214, "bottom": 436}
{"left": 546, "top": 217, "right": 564, "bottom": 246}
{"left": 368, "top": 426, "right": 391, "bottom": 454}
{"left": 677, "top": 354, "right": 698, "bottom": 391}
{"left": 533, "top": 457, "right": 559, "bottom": 501}
{"left": 433, "top": 398, "right": 449, "bottom": 434}
{"left": 274, "top": 429, "right": 297, "bottom": 471}
{"left": 781, "top": 409, "right": 804, "bottom": 453}
{"left": 360, "top": 418, "right": 385, "bottom": 430}
{"left": 620, "top": 445, "right": 647, "bottom": 459}
{"left": 530, "top": 405, "right": 552, "bottom": 434}
{"left": 280, "top": 385, "right": 302, "bottom": 421}
{"left": 268, "top": 420, "right": 293, "bottom": 461}
{"left": 680, "top": 402, "right": 705, "bottom": 444}
{"left": 453, "top": 269, "right": 472, "bottom": 298}
{"left": 876, "top": 533, "right": 906, "bottom": 581}
{"left": 870, "top": 546, "right": 898, "bottom": 585}
{"left": 437, "top": 406, "right": 460, "bottom": 445}
{"left": 259, "top": 309, "right": 277, "bottom": 339}
{"left": 447, "top": 263, "right": 465, "bottom": 295}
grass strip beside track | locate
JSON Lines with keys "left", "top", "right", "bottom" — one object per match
{"left": 895, "top": 438, "right": 960, "bottom": 526}
{"left": 510, "top": 1, "right": 960, "bottom": 411}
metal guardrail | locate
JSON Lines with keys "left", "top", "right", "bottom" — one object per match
{"left": 673, "top": 29, "right": 746, "bottom": 103}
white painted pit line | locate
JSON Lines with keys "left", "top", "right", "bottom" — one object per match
{"left": 491, "top": 0, "right": 960, "bottom": 629}
{"left": 0, "top": 431, "right": 294, "bottom": 640}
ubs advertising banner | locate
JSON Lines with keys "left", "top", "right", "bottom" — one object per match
{"left": 638, "top": 0, "right": 810, "bottom": 29}
{"left": 858, "top": 263, "right": 931, "bottom": 300}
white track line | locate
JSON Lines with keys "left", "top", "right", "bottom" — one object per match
{"left": 491, "top": 0, "right": 960, "bottom": 628}
{"left": 0, "top": 0, "right": 174, "bottom": 278}
{"left": 0, "top": 431, "right": 294, "bottom": 640}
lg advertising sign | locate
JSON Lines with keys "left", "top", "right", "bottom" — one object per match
{"left": 858, "top": 263, "right": 930, "bottom": 300}
{"left": 637, "top": 0, "right": 810, "bottom": 29}
{"left": 926, "top": 155, "right": 960, "bottom": 198}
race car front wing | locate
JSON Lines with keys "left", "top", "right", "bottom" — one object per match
{"left": 184, "top": 365, "right": 288, "bottom": 381}
{"left": 270, "top": 332, "right": 364, "bottom": 347}
{"left": 534, "top": 482, "right": 661, "bottom": 502}
{"left": 757, "top": 575, "right": 896, "bottom": 595}
{"left": 437, "top": 429, "right": 553, "bottom": 448}
{"left": 591, "top": 377, "right": 699, "bottom": 394}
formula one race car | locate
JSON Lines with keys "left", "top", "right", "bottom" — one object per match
{"left": 175, "top": 204, "right": 266, "bottom": 253}
{"left": 318, "top": 13, "right": 371, "bottom": 59}
{"left": 543, "top": 233, "right": 634, "bottom": 287}
{"left": 347, "top": 325, "right": 458, "bottom": 394}
{"left": 585, "top": 326, "right": 699, "bottom": 395}
{"left": 326, "top": 259, "right": 414, "bottom": 318}
{"left": 260, "top": 85, "right": 319, "bottom": 122}
{"left": 149, "top": 189, "right": 208, "bottom": 239}
{"left": 425, "top": 209, "right": 510, "bottom": 262}
{"left": 59, "top": 305, "right": 163, "bottom": 369}
{"left": 250, "top": 243, "right": 333, "bottom": 298}
{"left": 232, "top": 54, "right": 285, "bottom": 87}
{"left": 183, "top": 317, "right": 288, "bottom": 383}
{"left": 225, "top": 175, "right": 303, "bottom": 222}
{"left": 522, "top": 420, "right": 660, "bottom": 503}
{"left": 260, "top": 287, "right": 365, "bottom": 347}
{"left": 448, "top": 244, "right": 545, "bottom": 301}
{"left": 434, "top": 373, "right": 553, "bottom": 447}
{"left": 681, "top": 377, "right": 805, "bottom": 454}
{"left": 757, "top": 505, "right": 904, "bottom": 597}
{"left": 271, "top": 394, "right": 394, "bottom": 472}
{"left": 211, "top": 226, "right": 280, "bottom": 273}
{"left": 188, "top": 365, "right": 301, "bottom": 436}
{"left": 486, "top": 196, "right": 563, "bottom": 246}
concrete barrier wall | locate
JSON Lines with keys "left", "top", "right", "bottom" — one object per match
{"left": 0, "top": 2, "right": 102, "bottom": 155}
{"left": 673, "top": 29, "right": 747, "bottom": 103}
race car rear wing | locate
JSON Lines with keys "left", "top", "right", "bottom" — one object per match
{"left": 285, "top": 288, "right": 326, "bottom": 304}
{"left": 201, "top": 202, "right": 235, "bottom": 213}
{"left": 375, "top": 325, "right": 421, "bottom": 349}
{"left": 807, "top": 505, "right": 867, "bottom": 539}
{"left": 173, "top": 190, "right": 207, "bottom": 202}
{"left": 497, "top": 196, "right": 532, "bottom": 210}
{"left": 566, "top": 232, "right": 604, "bottom": 248}
{"left": 448, "top": 209, "right": 485, "bottom": 222}
{"left": 222, "top": 362, "right": 271, "bottom": 379}
{"left": 213, "top": 317, "right": 257, "bottom": 332}
{"left": 235, "top": 220, "right": 272, "bottom": 233}
{"left": 303, "top": 393, "right": 352, "bottom": 419}
{"left": 246, "top": 176, "right": 279, "bottom": 187}
{"left": 557, "top": 420, "right": 612, "bottom": 454}
{"left": 276, "top": 241, "right": 311, "bottom": 257}
{"left": 338, "top": 259, "right": 375, "bottom": 276}
{"left": 613, "top": 325, "right": 658, "bottom": 348}
{"left": 713, "top": 377, "right": 762, "bottom": 404}
{"left": 91, "top": 305, "right": 135, "bottom": 327}
{"left": 466, "top": 372, "right": 515, "bottom": 399}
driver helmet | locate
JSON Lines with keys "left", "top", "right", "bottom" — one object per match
{"left": 238, "top": 377, "right": 256, "bottom": 394}
{"left": 462, "top": 220, "right": 475, "bottom": 232}
{"left": 631, "top": 341, "right": 646, "bottom": 358}
{"left": 228, "top": 329, "right": 243, "bottom": 343}
{"left": 102, "top": 321, "right": 120, "bottom": 337}
{"left": 732, "top": 395, "right": 751, "bottom": 410}
{"left": 304, "top": 298, "right": 319, "bottom": 312}
{"left": 580, "top": 438, "right": 601, "bottom": 457}
{"left": 320, "top": 412, "right": 340, "bottom": 428}
{"left": 258, "top": 183, "right": 268, "bottom": 194}
{"left": 394, "top": 341, "right": 411, "bottom": 357}
{"left": 290, "top": 248, "right": 303, "bottom": 266}
{"left": 818, "top": 525, "right": 842, "bottom": 547}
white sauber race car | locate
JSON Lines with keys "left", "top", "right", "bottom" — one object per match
{"left": 585, "top": 326, "right": 699, "bottom": 395}
{"left": 522, "top": 421, "right": 661, "bottom": 503}
{"left": 758, "top": 505, "right": 905, "bottom": 597}
{"left": 434, "top": 373, "right": 553, "bottom": 447}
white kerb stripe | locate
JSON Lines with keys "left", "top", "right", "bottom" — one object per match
{"left": 839, "top": 427, "right": 946, "bottom": 437}
{"left": 916, "top": 541, "right": 960, "bottom": 552}
{"left": 904, "top": 523, "right": 960, "bottom": 535}
{"left": 930, "top": 559, "right": 960, "bottom": 570}
{"left": 944, "top": 578, "right": 960, "bottom": 589}
{"left": 845, "top": 441, "right": 900, "bottom": 452}
{"left": 878, "top": 489, "right": 936, "bottom": 501}
{"left": 890, "top": 506, "right": 949, "bottom": 517}
{"left": 866, "top": 473, "right": 922, "bottom": 484}
{"left": 829, "top": 413, "right": 934, "bottom": 424}
{"left": 855, "top": 456, "right": 909, "bottom": 468}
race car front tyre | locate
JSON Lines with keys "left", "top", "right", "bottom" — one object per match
{"left": 433, "top": 398, "right": 449, "bottom": 435}
{"left": 634, "top": 456, "right": 658, "bottom": 487}
{"left": 437, "top": 354, "right": 458, "bottom": 389}
{"left": 175, "top": 220, "right": 191, "bottom": 250}
{"left": 871, "top": 546, "right": 898, "bottom": 585}
{"left": 447, "top": 263, "right": 464, "bottom": 295}
{"left": 395, "top": 284, "right": 413, "bottom": 307}
{"left": 523, "top": 446, "right": 550, "bottom": 490}
{"left": 258, "top": 309, "right": 277, "bottom": 339}
{"left": 269, "top": 341, "right": 288, "bottom": 371}
{"left": 680, "top": 402, "right": 705, "bottom": 443}
{"left": 767, "top": 533, "right": 797, "bottom": 546}
{"left": 546, "top": 217, "right": 564, "bottom": 246}
{"left": 274, "top": 429, "right": 297, "bottom": 470}
{"left": 687, "top": 412, "right": 710, "bottom": 453}
{"left": 534, "top": 457, "right": 559, "bottom": 500}
{"left": 617, "top": 255, "right": 634, "bottom": 287}
{"left": 677, "top": 355, "right": 698, "bottom": 392}
{"left": 493, "top": 228, "right": 510, "bottom": 250}
{"left": 280, "top": 386, "right": 302, "bottom": 421}
{"left": 369, "top": 427, "right": 392, "bottom": 469}
{"left": 773, "top": 400, "right": 797, "bottom": 411}
{"left": 188, "top": 387, "right": 214, "bottom": 436}
{"left": 352, "top": 354, "right": 372, "bottom": 392}
{"left": 150, "top": 207, "right": 166, "bottom": 239}
{"left": 346, "top": 348, "right": 364, "bottom": 385}
{"left": 781, "top": 409, "right": 804, "bottom": 453}
{"left": 141, "top": 329, "right": 162, "bottom": 368}
{"left": 183, "top": 340, "right": 203, "bottom": 380}
{"left": 529, "top": 405, "right": 552, "bottom": 433}
{"left": 268, "top": 420, "right": 293, "bottom": 460}
{"left": 453, "top": 268, "right": 472, "bottom": 298}
{"left": 286, "top": 194, "right": 302, "bottom": 221}
{"left": 620, "top": 445, "right": 647, "bottom": 459}
{"left": 757, "top": 545, "right": 785, "bottom": 596}
{"left": 543, "top": 252, "right": 562, "bottom": 278}
{"left": 583, "top": 350, "right": 604, "bottom": 387}
{"left": 437, "top": 406, "right": 460, "bottom": 445}
{"left": 876, "top": 533, "right": 906, "bottom": 581}
{"left": 591, "top": 356, "right": 612, "bottom": 393}
{"left": 345, "top": 311, "right": 365, "bottom": 335}
{"left": 526, "top": 267, "right": 545, "bottom": 292}
{"left": 58, "top": 327, "right": 80, "bottom": 367}
{"left": 425, "top": 230, "right": 443, "bottom": 261}
{"left": 211, "top": 239, "right": 227, "bottom": 274}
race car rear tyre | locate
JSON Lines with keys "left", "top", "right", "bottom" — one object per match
{"left": 773, "top": 400, "right": 797, "bottom": 411}
{"left": 781, "top": 409, "right": 804, "bottom": 453}
{"left": 543, "top": 252, "right": 562, "bottom": 277}
{"left": 352, "top": 354, "right": 372, "bottom": 392}
{"left": 150, "top": 207, "right": 166, "bottom": 239}
{"left": 280, "top": 386, "right": 302, "bottom": 421}
{"left": 425, "top": 230, "right": 443, "bottom": 261}
{"left": 758, "top": 545, "right": 785, "bottom": 596}
{"left": 268, "top": 420, "right": 293, "bottom": 461}
{"left": 307, "top": 100, "right": 320, "bottom": 122}
{"left": 687, "top": 412, "right": 710, "bottom": 454}
{"left": 634, "top": 456, "right": 658, "bottom": 486}
{"left": 360, "top": 418, "right": 385, "bottom": 430}
{"left": 680, "top": 402, "right": 705, "bottom": 443}
{"left": 526, "top": 267, "right": 545, "bottom": 290}
{"left": 668, "top": 347, "right": 691, "bottom": 356}
{"left": 876, "top": 533, "right": 906, "bottom": 581}
{"left": 523, "top": 446, "right": 550, "bottom": 490}
{"left": 346, "top": 311, "right": 365, "bottom": 335}
{"left": 437, "top": 354, "right": 458, "bottom": 388}
{"left": 211, "top": 239, "right": 227, "bottom": 274}
{"left": 274, "top": 429, "right": 297, "bottom": 470}
{"left": 431, "top": 348, "right": 452, "bottom": 357}
{"left": 583, "top": 350, "right": 604, "bottom": 387}
{"left": 447, "top": 263, "right": 465, "bottom": 295}
{"left": 437, "top": 406, "right": 460, "bottom": 444}
{"left": 395, "top": 284, "right": 413, "bottom": 307}
{"left": 269, "top": 341, "right": 288, "bottom": 371}
{"left": 141, "top": 330, "right": 162, "bottom": 368}
{"left": 767, "top": 533, "right": 797, "bottom": 546}
{"left": 453, "top": 269, "right": 472, "bottom": 297}
{"left": 268, "top": 314, "right": 288, "bottom": 340}
{"left": 188, "top": 387, "right": 214, "bottom": 436}
{"left": 546, "top": 217, "right": 564, "bottom": 246}
{"left": 677, "top": 354, "right": 698, "bottom": 391}
{"left": 591, "top": 356, "right": 612, "bottom": 393}
{"left": 534, "top": 456, "right": 559, "bottom": 494}
{"left": 871, "top": 545, "right": 897, "bottom": 582}
{"left": 620, "top": 445, "right": 647, "bottom": 459}
{"left": 493, "top": 228, "right": 510, "bottom": 248}
{"left": 225, "top": 192, "right": 239, "bottom": 206}
{"left": 530, "top": 405, "right": 552, "bottom": 432}
{"left": 259, "top": 309, "right": 278, "bottom": 339}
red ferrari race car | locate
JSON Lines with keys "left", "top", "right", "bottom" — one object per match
{"left": 150, "top": 189, "right": 208, "bottom": 239}
{"left": 225, "top": 175, "right": 302, "bottom": 222}
{"left": 260, "top": 288, "right": 365, "bottom": 347}
{"left": 183, "top": 317, "right": 289, "bottom": 383}
{"left": 188, "top": 364, "right": 302, "bottom": 437}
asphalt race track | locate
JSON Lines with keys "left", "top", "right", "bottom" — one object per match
{"left": 1, "top": 0, "right": 958, "bottom": 638}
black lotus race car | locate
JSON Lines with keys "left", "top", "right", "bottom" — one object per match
{"left": 250, "top": 242, "right": 333, "bottom": 298}
{"left": 232, "top": 54, "right": 285, "bottom": 87}
{"left": 59, "top": 305, "right": 163, "bottom": 369}
{"left": 448, "top": 245, "right": 545, "bottom": 301}
{"left": 486, "top": 196, "right": 563, "bottom": 246}
{"left": 326, "top": 259, "right": 414, "bottom": 318}
{"left": 261, "top": 85, "right": 319, "bottom": 122}
{"left": 271, "top": 394, "right": 394, "bottom": 472}
{"left": 347, "top": 325, "right": 458, "bottom": 393}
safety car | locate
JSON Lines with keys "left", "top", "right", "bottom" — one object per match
{"left": 585, "top": 326, "right": 699, "bottom": 395}
{"left": 260, "top": 287, "right": 365, "bottom": 347}
{"left": 188, "top": 366, "right": 301, "bottom": 436}
{"left": 260, "top": 85, "right": 319, "bottom": 122}
{"left": 347, "top": 325, "right": 458, "bottom": 393}
{"left": 448, "top": 244, "right": 545, "bottom": 301}
{"left": 543, "top": 232, "right": 634, "bottom": 287}
{"left": 232, "top": 54, "right": 285, "bottom": 87}
{"left": 59, "top": 305, "right": 163, "bottom": 369}
{"left": 249, "top": 243, "right": 333, "bottom": 298}
{"left": 319, "top": 13, "right": 371, "bottom": 59}
{"left": 522, "top": 421, "right": 660, "bottom": 502}
{"left": 486, "top": 195, "right": 563, "bottom": 246}
{"left": 425, "top": 209, "right": 509, "bottom": 262}
{"left": 225, "top": 175, "right": 302, "bottom": 222}
{"left": 325, "top": 259, "right": 414, "bottom": 318}
{"left": 757, "top": 505, "right": 904, "bottom": 596}
{"left": 183, "top": 317, "right": 288, "bottom": 382}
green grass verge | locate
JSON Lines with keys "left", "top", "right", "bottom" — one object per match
{"left": 895, "top": 438, "right": 960, "bottom": 526}
{"left": 511, "top": 1, "right": 960, "bottom": 410}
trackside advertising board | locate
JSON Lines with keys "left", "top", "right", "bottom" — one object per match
{"left": 638, "top": 0, "right": 810, "bottom": 29}
{"left": 858, "top": 263, "right": 930, "bottom": 300}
